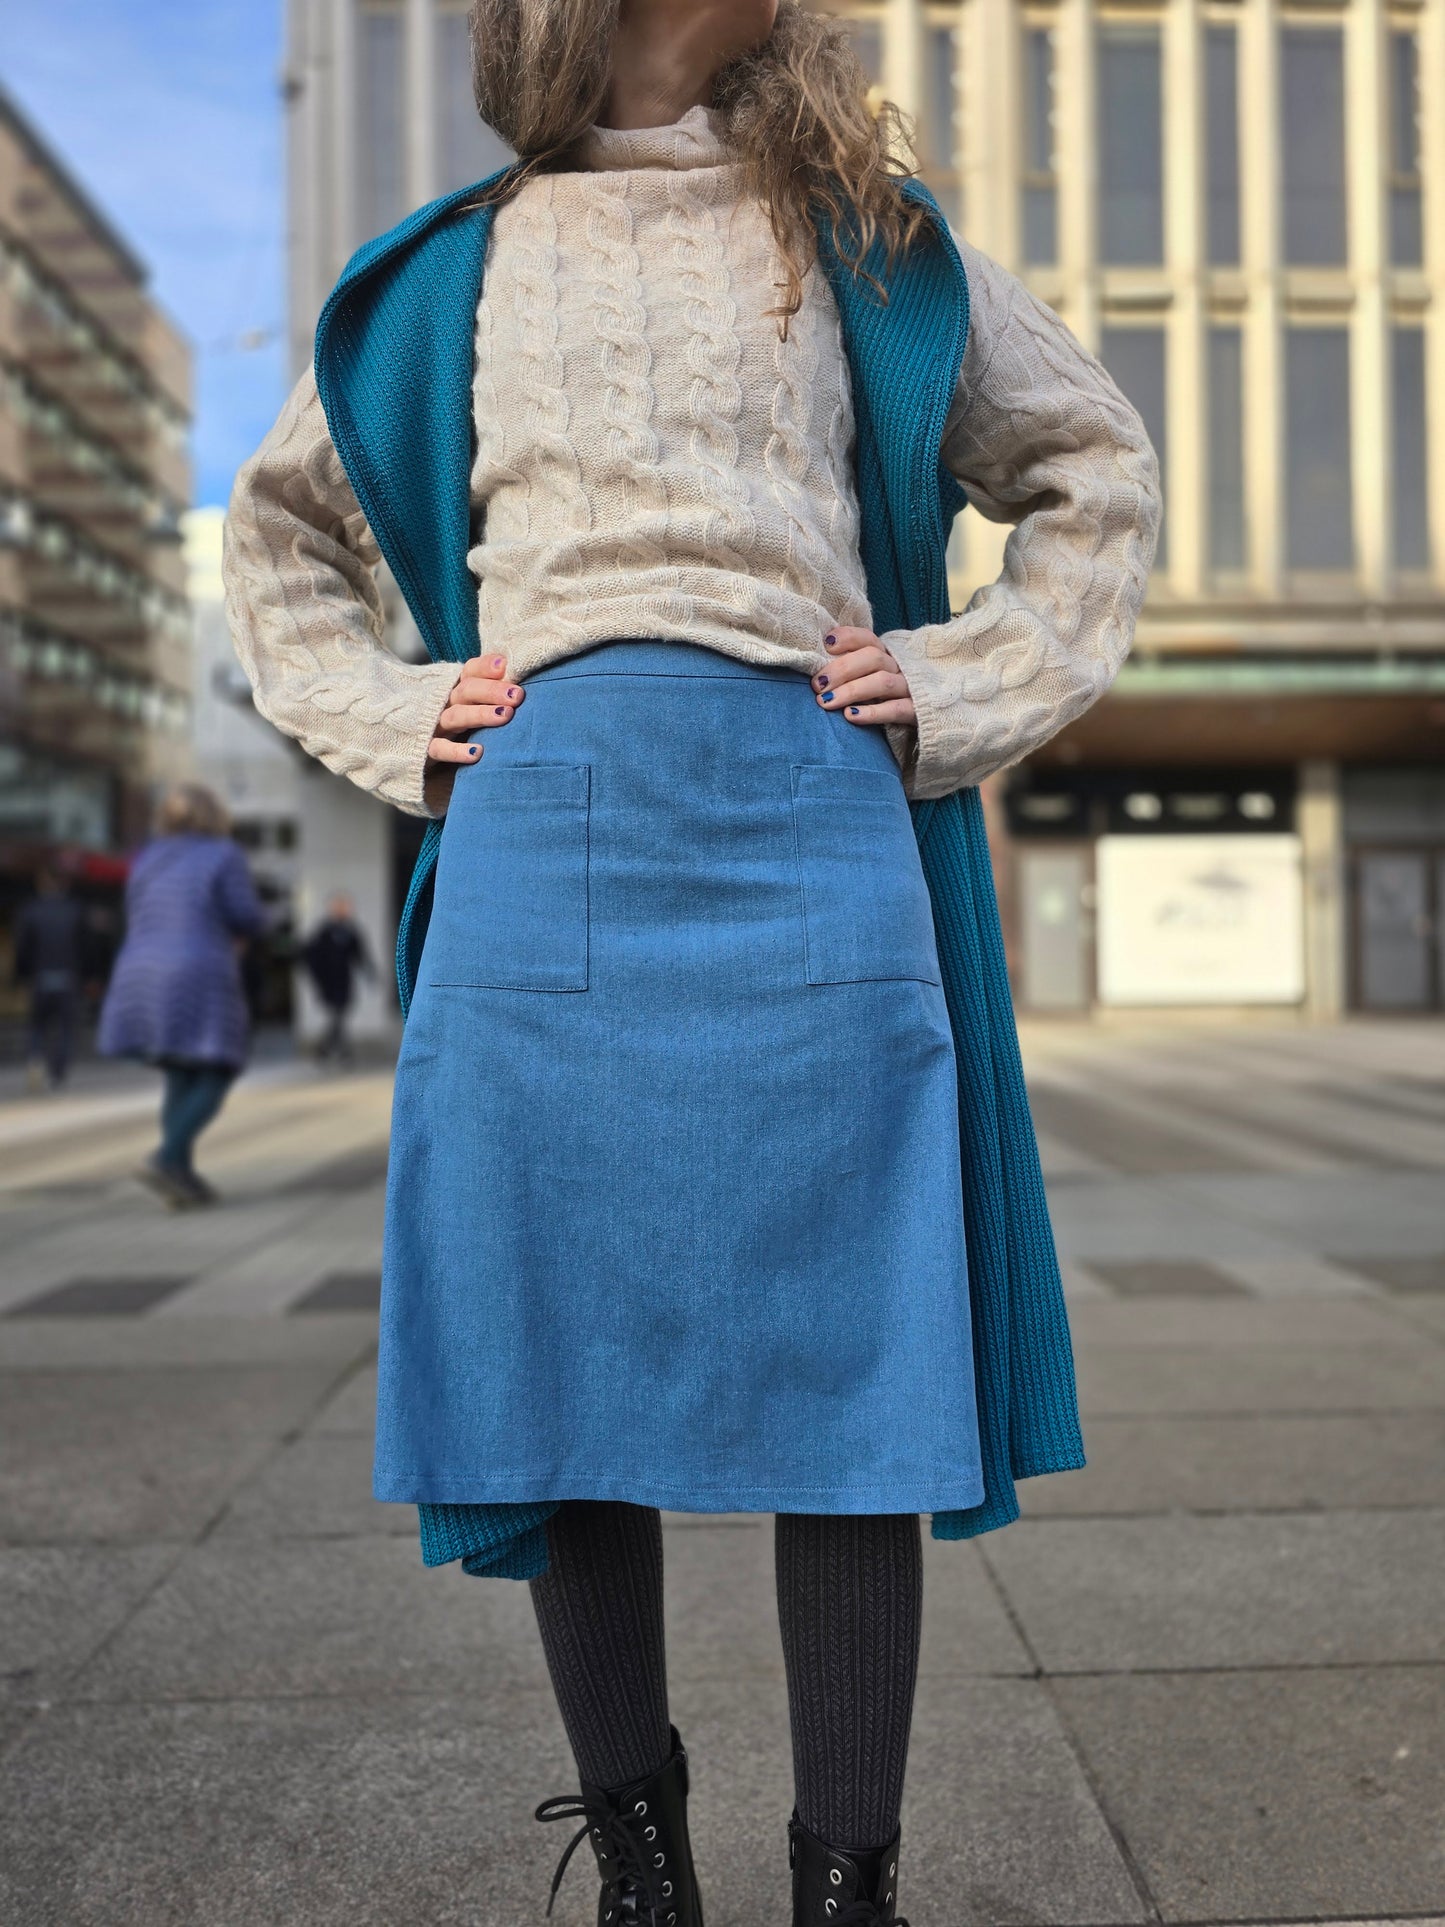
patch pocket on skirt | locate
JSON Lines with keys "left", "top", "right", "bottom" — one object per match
{"left": 790, "top": 764, "right": 942, "bottom": 987}
{"left": 425, "top": 763, "right": 590, "bottom": 991}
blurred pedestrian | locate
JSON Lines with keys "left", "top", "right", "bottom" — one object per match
{"left": 13, "top": 868, "right": 84, "bottom": 1092}
{"left": 98, "top": 784, "right": 266, "bottom": 1208}
{"left": 301, "top": 892, "right": 374, "bottom": 1064}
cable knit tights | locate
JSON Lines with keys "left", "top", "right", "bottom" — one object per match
{"left": 529, "top": 1501, "right": 923, "bottom": 1852}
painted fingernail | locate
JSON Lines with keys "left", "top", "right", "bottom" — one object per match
{"left": 824, "top": 634, "right": 838, "bottom": 648}
{"left": 491, "top": 656, "right": 504, "bottom": 669}
{"left": 469, "top": 745, "right": 480, "bottom": 757}
{"left": 821, "top": 690, "right": 834, "bottom": 702}
{"left": 494, "top": 706, "right": 505, "bottom": 715}
{"left": 848, "top": 706, "right": 860, "bottom": 716}
{"left": 815, "top": 675, "right": 829, "bottom": 688}
{"left": 507, "top": 688, "right": 520, "bottom": 699}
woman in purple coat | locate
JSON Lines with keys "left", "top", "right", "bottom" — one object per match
{"left": 99, "top": 784, "right": 266, "bottom": 1207}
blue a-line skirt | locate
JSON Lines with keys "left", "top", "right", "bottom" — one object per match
{"left": 376, "top": 640, "right": 983, "bottom": 1515}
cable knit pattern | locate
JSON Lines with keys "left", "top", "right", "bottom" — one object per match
{"left": 881, "top": 235, "right": 1161, "bottom": 796}
{"left": 222, "top": 104, "right": 1159, "bottom": 811}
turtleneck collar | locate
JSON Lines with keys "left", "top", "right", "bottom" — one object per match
{"left": 577, "top": 104, "right": 733, "bottom": 174}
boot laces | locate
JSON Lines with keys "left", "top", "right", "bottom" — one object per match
{"left": 535, "top": 1792, "right": 674, "bottom": 1923}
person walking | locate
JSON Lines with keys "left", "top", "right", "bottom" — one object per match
{"left": 98, "top": 783, "right": 266, "bottom": 1208}
{"left": 13, "top": 868, "right": 85, "bottom": 1092}
{"left": 223, "top": 2, "right": 1161, "bottom": 1918}
{"left": 301, "top": 892, "right": 375, "bottom": 1063}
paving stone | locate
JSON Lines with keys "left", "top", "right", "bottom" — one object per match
{"left": 1180, "top": 1172, "right": 1445, "bottom": 1256}
{"left": 0, "top": 1314, "right": 377, "bottom": 1371}
{"left": 1024, "top": 1412, "right": 1445, "bottom": 1516}
{"left": 0, "top": 1675, "right": 1146, "bottom": 1927}
{"left": 1344, "top": 1255, "right": 1445, "bottom": 1294}
{"left": 72, "top": 1538, "right": 553, "bottom": 1702}
{"left": 984, "top": 1512, "right": 1445, "bottom": 1672}
{"left": 309, "top": 1364, "right": 379, "bottom": 1434}
{"left": 1076, "top": 1342, "right": 1445, "bottom": 1416}
{"left": 1373, "top": 1292, "right": 1445, "bottom": 1343}
{"left": 0, "top": 1546, "right": 175, "bottom": 1706}
{"left": 290, "top": 1270, "right": 382, "bottom": 1313}
{"left": 1084, "top": 1260, "right": 1247, "bottom": 1297}
{"left": 1051, "top": 1668, "right": 1445, "bottom": 1920}
{"left": 1066, "top": 1295, "right": 1416, "bottom": 1349}
{"left": 4, "top": 1275, "right": 194, "bottom": 1317}
{"left": 0, "top": 1368, "right": 344, "bottom": 1542}
{"left": 212, "top": 1435, "right": 409, "bottom": 1540}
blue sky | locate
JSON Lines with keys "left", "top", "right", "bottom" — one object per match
{"left": 6, "top": 0, "right": 287, "bottom": 505}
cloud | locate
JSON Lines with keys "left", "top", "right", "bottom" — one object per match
{"left": 5, "top": 0, "right": 287, "bottom": 505}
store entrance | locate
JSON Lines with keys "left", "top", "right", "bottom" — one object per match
{"left": 1351, "top": 848, "right": 1445, "bottom": 1011}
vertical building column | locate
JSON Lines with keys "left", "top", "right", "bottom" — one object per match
{"left": 1419, "top": 0, "right": 1445, "bottom": 590}
{"left": 963, "top": 0, "right": 1020, "bottom": 262}
{"left": 1055, "top": 0, "right": 1099, "bottom": 349}
{"left": 332, "top": 0, "right": 359, "bottom": 258}
{"left": 1238, "top": 0, "right": 1284, "bottom": 595}
{"left": 884, "top": 0, "right": 928, "bottom": 123}
{"left": 406, "top": 0, "right": 435, "bottom": 211}
{"left": 1164, "top": 0, "right": 1206, "bottom": 598}
{"left": 1299, "top": 760, "right": 1346, "bottom": 1019}
{"left": 1347, "top": 0, "right": 1392, "bottom": 594}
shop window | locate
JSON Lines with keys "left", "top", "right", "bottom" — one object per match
{"left": 1097, "top": 24, "right": 1163, "bottom": 266}
{"left": 1281, "top": 27, "right": 1347, "bottom": 266}
{"left": 1389, "top": 32, "right": 1423, "bottom": 268}
{"left": 1021, "top": 26, "right": 1058, "bottom": 266}
{"left": 1208, "top": 326, "right": 1246, "bottom": 572}
{"left": 1101, "top": 326, "right": 1168, "bottom": 569}
{"left": 1205, "top": 25, "right": 1240, "bottom": 267}
{"left": 1392, "top": 327, "right": 1430, "bottom": 573}
{"left": 1284, "top": 327, "right": 1353, "bottom": 571}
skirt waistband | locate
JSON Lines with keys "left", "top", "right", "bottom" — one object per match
{"left": 524, "top": 639, "right": 811, "bottom": 688}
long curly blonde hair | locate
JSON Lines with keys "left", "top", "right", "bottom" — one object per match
{"left": 466, "top": 0, "right": 929, "bottom": 326}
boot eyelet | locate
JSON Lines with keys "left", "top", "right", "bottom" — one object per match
{"left": 653, "top": 1852, "right": 665, "bottom": 1867}
{"left": 826, "top": 1903, "right": 838, "bottom": 1919}
{"left": 634, "top": 1800, "right": 647, "bottom": 1815}
{"left": 889, "top": 1863, "right": 897, "bottom": 1877}
{"left": 829, "top": 1868, "right": 843, "bottom": 1885}
{"left": 662, "top": 1881, "right": 673, "bottom": 1896}
{"left": 645, "top": 1825, "right": 657, "bottom": 1840}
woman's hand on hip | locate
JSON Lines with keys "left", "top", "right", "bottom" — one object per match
{"left": 426, "top": 653, "right": 526, "bottom": 767}
{"left": 813, "top": 628, "right": 916, "bottom": 727}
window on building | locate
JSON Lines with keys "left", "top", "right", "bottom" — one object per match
{"left": 437, "top": 5, "right": 504, "bottom": 192}
{"left": 1389, "top": 32, "right": 1424, "bottom": 268}
{"left": 925, "top": 26, "right": 958, "bottom": 171}
{"left": 360, "top": 3, "right": 406, "bottom": 237}
{"left": 1392, "top": 326, "right": 1431, "bottom": 572}
{"left": 1284, "top": 327, "right": 1353, "bottom": 570}
{"left": 1281, "top": 28, "right": 1347, "bottom": 266}
{"left": 1097, "top": 25, "right": 1164, "bottom": 266}
{"left": 1205, "top": 26, "right": 1240, "bottom": 266}
{"left": 1101, "top": 326, "right": 1168, "bottom": 568}
{"left": 1208, "top": 325, "right": 1246, "bottom": 572}
{"left": 847, "top": 19, "right": 884, "bottom": 86}
{"left": 1021, "top": 26, "right": 1058, "bottom": 266}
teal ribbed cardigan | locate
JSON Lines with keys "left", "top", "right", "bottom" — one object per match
{"left": 314, "top": 173, "right": 1085, "bottom": 1579}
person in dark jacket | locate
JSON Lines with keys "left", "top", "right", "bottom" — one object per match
{"left": 98, "top": 784, "right": 266, "bottom": 1207}
{"left": 14, "top": 869, "right": 85, "bottom": 1091}
{"left": 302, "top": 893, "right": 375, "bottom": 1063}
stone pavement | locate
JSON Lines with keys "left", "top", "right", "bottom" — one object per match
{"left": 1, "top": 1020, "right": 1442, "bottom": 1925}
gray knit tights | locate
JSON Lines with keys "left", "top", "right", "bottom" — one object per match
{"left": 529, "top": 1501, "right": 923, "bottom": 1852}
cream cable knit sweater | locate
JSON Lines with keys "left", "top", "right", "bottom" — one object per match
{"left": 223, "top": 107, "right": 1160, "bottom": 813}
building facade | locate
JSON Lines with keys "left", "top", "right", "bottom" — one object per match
{"left": 280, "top": 0, "right": 1445, "bottom": 1021}
{"left": 0, "top": 84, "right": 192, "bottom": 891}
{"left": 841, "top": 0, "right": 1445, "bottom": 1016}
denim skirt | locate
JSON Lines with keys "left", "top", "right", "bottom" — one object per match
{"left": 375, "top": 641, "right": 983, "bottom": 1515}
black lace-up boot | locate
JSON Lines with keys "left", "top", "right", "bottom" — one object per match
{"left": 536, "top": 1726, "right": 704, "bottom": 1926}
{"left": 789, "top": 1812, "right": 907, "bottom": 1926}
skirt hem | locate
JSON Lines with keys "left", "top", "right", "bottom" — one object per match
{"left": 377, "top": 1468, "right": 985, "bottom": 1514}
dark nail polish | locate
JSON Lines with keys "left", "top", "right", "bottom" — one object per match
{"left": 494, "top": 706, "right": 505, "bottom": 715}
{"left": 469, "top": 746, "right": 480, "bottom": 756}
{"left": 815, "top": 675, "right": 829, "bottom": 688}
{"left": 824, "top": 633, "right": 837, "bottom": 647}
{"left": 507, "top": 688, "right": 520, "bottom": 699}
{"left": 848, "top": 705, "right": 860, "bottom": 715}
{"left": 821, "top": 691, "right": 834, "bottom": 702}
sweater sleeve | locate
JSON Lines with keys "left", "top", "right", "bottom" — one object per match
{"left": 879, "top": 239, "right": 1162, "bottom": 798}
{"left": 221, "top": 368, "right": 461, "bottom": 817}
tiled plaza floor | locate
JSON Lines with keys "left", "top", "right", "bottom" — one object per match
{"left": 1, "top": 1019, "right": 1442, "bottom": 1924}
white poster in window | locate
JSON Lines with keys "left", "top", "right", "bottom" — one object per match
{"left": 1097, "top": 834, "right": 1305, "bottom": 1005}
